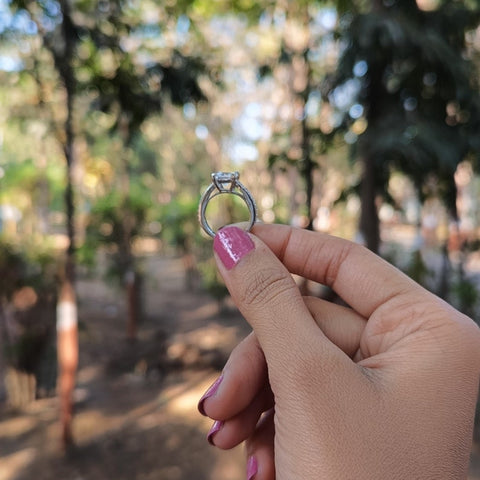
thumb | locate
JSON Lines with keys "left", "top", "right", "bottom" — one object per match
{"left": 213, "top": 226, "right": 343, "bottom": 377}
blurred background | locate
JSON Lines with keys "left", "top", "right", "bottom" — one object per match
{"left": 1, "top": 0, "right": 480, "bottom": 478}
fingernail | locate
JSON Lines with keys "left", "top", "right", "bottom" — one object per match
{"left": 214, "top": 226, "right": 255, "bottom": 270}
{"left": 207, "top": 420, "right": 224, "bottom": 445}
{"left": 198, "top": 374, "right": 223, "bottom": 416}
{"left": 247, "top": 456, "right": 258, "bottom": 480}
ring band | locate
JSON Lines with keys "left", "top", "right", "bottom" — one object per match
{"left": 198, "top": 171, "right": 258, "bottom": 238}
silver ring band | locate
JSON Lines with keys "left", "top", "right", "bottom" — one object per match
{"left": 198, "top": 171, "right": 258, "bottom": 238}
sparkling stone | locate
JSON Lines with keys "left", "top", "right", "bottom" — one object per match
{"left": 213, "top": 171, "right": 238, "bottom": 182}
{"left": 212, "top": 171, "right": 239, "bottom": 191}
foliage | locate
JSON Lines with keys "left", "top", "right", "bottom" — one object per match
{"left": 325, "top": 0, "right": 480, "bottom": 218}
{"left": 160, "top": 195, "right": 200, "bottom": 252}
{"left": 75, "top": 2, "right": 208, "bottom": 138}
{"left": 0, "top": 238, "right": 57, "bottom": 383}
{"left": 0, "top": 240, "right": 57, "bottom": 300}
{"left": 1, "top": 0, "right": 480, "bottom": 304}
{"left": 197, "top": 257, "right": 229, "bottom": 301}
{"left": 0, "top": 157, "right": 64, "bottom": 214}
{"left": 80, "top": 184, "right": 153, "bottom": 279}
{"left": 452, "top": 274, "right": 479, "bottom": 319}
{"left": 404, "top": 249, "right": 432, "bottom": 286}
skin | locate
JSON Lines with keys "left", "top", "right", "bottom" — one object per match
{"left": 200, "top": 224, "right": 480, "bottom": 480}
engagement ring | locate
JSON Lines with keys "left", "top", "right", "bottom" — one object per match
{"left": 198, "top": 171, "right": 257, "bottom": 238}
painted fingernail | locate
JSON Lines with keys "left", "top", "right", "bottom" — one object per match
{"left": 214, "top": 226, "right": 255, "bottom": 270}
{"left": 247, "top": 456, "right": 258, "bottom": 480}
{"left": 207, "top": 420, "right": 224, "bottom": 445}
{"left": 198, "top": 374, "right": 223, "bottom": 416}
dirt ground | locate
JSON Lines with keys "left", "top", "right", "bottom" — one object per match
{"left": 1, "top": 255, "right": 250, "bottom": 480}
{"left": 1, "top": 253, "right": 480, "bottom": 480}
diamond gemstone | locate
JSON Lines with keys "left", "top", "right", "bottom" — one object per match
{"left": 212, "top": 171, "right": 239, "bottom": 191}
{"left": 214, "top": 171, "right": 238, "bottom": 182}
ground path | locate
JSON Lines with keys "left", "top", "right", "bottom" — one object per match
{"left": 1, "top": 251, "right": 479, "bottom": 479}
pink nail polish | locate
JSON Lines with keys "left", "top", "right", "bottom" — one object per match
{"left": 213, "top": 226, "right": 255, "bottom": 270}
{"left": 198, "top": 374, "right": 223, "bottom": 416}
{"left": 207, "top": 420, "right": 224, "bottom": 445}
{"left": 247, "top": 456, "right": 258, "bottom": 480}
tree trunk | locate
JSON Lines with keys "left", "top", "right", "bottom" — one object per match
{"left": 475, "top": 394, "right": 480, "bottom": 444}
{"left": 24, "top": 0, "right": 79, "bottom": 448}
{"left": 120, "top": 196, "right": 138, "bottom": 342}
{"left": 359, "top": 155, "right": 380, "bottom": 253}
{"left": 119, "top": 116, "right": 140, "bottom": 342}
{"left": 302, "top": 108, "right": 314, "bottom": 231}
{"left": 56, "top": 280, "right": 78, "bottom": 448}
{"left": 57, "top": 0, "right": 79, "bottom": 449}
{"left": 125, "top": 269, "right": 138, "bottom": 341}
{"left": 301, "top": 46, "right": 314, "bottom": 232}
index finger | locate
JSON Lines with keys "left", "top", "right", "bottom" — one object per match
{"left": 251, "top": 223, "right": 422, "bottom": 318}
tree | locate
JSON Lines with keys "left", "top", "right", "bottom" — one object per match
{"left": 187, "top": 1, "right": 347, "bottom": 232}
{"left": 3, "top": 0, "right": 209, "bottom": 447}
{"left": 325, "top": 0, "right": 480, "bottom": 252}
{"left": 5, "top": 0, "right": 81, "bottom": 447}
{"left": 264, "top": 2, "right": 338, "bottom": 229}
{"left": 75, "top": 0, "right": 208, "bottom": 340}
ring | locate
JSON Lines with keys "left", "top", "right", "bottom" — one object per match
{"left": 198, "top": 171, "right": 258, "bottom": 238}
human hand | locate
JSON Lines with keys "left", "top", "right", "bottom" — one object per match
{"left": 198, "top": 224, "right": 480, "bottom": 480}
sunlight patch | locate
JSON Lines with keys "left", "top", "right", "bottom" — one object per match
{"left": 0, "top": 448, "right": 36, "bottom": 480}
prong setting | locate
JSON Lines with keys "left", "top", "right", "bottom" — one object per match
{"left": 212, "top": 171, "right": 239, "bottom": 192}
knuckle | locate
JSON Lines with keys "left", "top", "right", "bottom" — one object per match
{"left": 230, "top": 335, "right": 266, "bottom": 380}
{"left": 448, "top": 311, "right": 480, "bottom": 364}
{"left": 322, "top": 241, "right": 357, "bottom": 286}
{"left": 239, "top": 266, "right": 297, "bottom": 309}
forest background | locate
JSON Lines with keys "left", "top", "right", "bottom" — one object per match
{"left": 1, "top": 0, "right": 480, "bottom": 479}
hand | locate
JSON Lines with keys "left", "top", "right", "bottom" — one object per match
{"left": 198, "top": 224, "right": 480, "bottom": 480}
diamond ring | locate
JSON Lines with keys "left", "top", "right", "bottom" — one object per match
{"left": 198, "top": 171, "right": 258, "bottom": 238}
